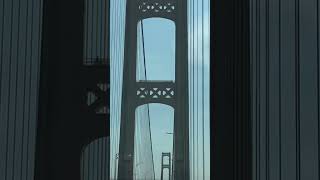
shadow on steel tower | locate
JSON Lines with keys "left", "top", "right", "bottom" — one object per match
{"left": 34, "top": 0, "right": 111, "bottom": 179}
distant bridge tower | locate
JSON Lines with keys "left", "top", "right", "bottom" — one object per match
{"left": 160, "top": 153, "right": 172, "bottom": 180}
{"left": 118, "top": 0, "right": 189, "bottom": 179}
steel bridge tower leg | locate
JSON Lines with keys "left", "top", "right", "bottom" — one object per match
{"left": 34, "top": 0, "right": 110, "bottom": 179}
{"left": 118, "top": 0, "right": 189, "bottom": 179}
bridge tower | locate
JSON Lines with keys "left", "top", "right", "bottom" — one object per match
{"left": 118, "top": 0, "right": 189, "bottom": 179}
{"left": 34, "top": 0, "right": 110, "bottom": 179}
{"left": 160, "top": 152, "right": 172, "bottom": 180}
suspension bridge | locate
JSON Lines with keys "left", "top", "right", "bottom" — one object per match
{"left": 0, "top": 0, "right": 210, "bottom": 180}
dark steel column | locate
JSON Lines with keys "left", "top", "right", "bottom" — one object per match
{"left": 34, "top": 0, "right": 110, "bottom": 180}
{"left": 212, "top": 0, "right": 251, "bottom": 180}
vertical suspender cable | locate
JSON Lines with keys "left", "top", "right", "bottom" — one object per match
{"left": 111, "top": 0, "right": 114, "bottom": 173}
{"left": 97, "top": 139, "right": 100, "bottom": 180}
{"left": 20, "top": 0, "right": 30, "bottom": 178}
{"left": 4, "top": 0, "right": 15, "bottom": 178}
{"left": 232, "top": 2, "right": 236, "bottom": 179}
{"left": 94, "top": 142, "right": 96, "bottom": 180}
{"left": 191, "top": 0, "right": 195, "bottom": 178}
{"left": 138, "top": 20, "right": 144, "bottom": 179}
{"left": 140, "top": 19, "right": 156, "bottom": 180}
{"left": 100, "top": 1, "right": 105, "bottom": 179}
{"left": 0, "top": 1, "right": 4, "bottom": 159}
{"left": 12, "top": 0, "right": 22, "bottom": 178}
{"left": 109, "top": 0, "right": 114, "bottom": 178}
{"left": 196, "top": 0, "right": 199, "bottom": 178}
{"left": 187, "top": 0, "right": 192, "bottom": 179}
{"left": 90, "top": 2, "right": 93, "bottom": 178}
{"left": 103, "top": 0, "right": 108, "bottom": 178}
{"left": 90, "top": 0, "right": 94, "bottom": 59}
{"left": 257, "top": 0, "right": 261, "bottom": 177}
{"left": 207, "top": 0, "right": 210, "bottom": 178}
{"left": 26, "top": 0, "right": 35, "bottom": 178}
{"left": 91, "top": 144, "right": 93, "bottom": 180}
{"left": 295, "top": 0, "right": 301, "bottom": 178}
{"left": 36, "top": 0, "right": 45, "bottom": 176}
{"left": 95, "top": 141, "right": 97, "bottom": 180}
{"left": 0, "top": 5, "right": 4, "bottom": 177}
{"left": 113, "top": 1, "right": 118, "bottom": 176}
{"left": 90, "top": 144, "right": 93, "bottom": 180}
{"left": 113, "top": 0, "right": 118, "bottom": 177}
{"left": 103, "top": 0, "right": 106, "bottom": 59}
{"left": 135, "top": 22, "right": 139, "bottom": 178}
{"left": 318, "top": 0, "right": 320, "bottom": 178}
{"left": 92, "top": 4, "right": 96, "bottom": 179}
{"left": 266, "top": 0, "right": 270, "bottom": 179}
{"left": 116, "top": 1, "right": 120, "bottom": 178}
{"left": 105, "top": 139, "right": 107, "bottom": 180}
{"left": 98, "top": 138, "right": 104, "bottom": 180}
{"left": 255, "top": 0, "right": 258, "bottom": 178}
{"left": 187, "top": 0, "right": 191, "bottom": 179}
{"left": 135, "top": 15, "right": 138, "bottom": 180}
{"left": 35, "top": 0, "right": 43, "bottom": 178}
{"left": 99, "top": 0, "right": 103, "bottom": 58}
{"left": 114, "top": 1, "right": 119, "bottom": 169}
{"left": 120, "top": 0, "right": 125, "bottom": 177}
{"left": 85, "top": 0, "right": 89, "bottom": 60}
{"left": 100, "top": 140, "right": 103, "bottom": 180}
{"left": 95, "top": 0, "right": 98, "bottom": 58}
{"left": 278, "top": 0, "right": 282, "bottom": 179}
{"left": 114, "top": 3, "right": 118, "bottom": 169}
{"left": 81, "top": 150, "right": 84, "bottom": 180}
{"left": 99, "top": 140, "right": 101, "bottom": 180}
{"left": 0, "top": 0, "right": 5, "bottom": 111}
{"left": 111, "top": 0, "right": 118, "bottom": 178}
{"left": 201, "top": 0, "right": 205, "bottom": 179}
{"left": 87, "top": 147, "right": 90, "bottom": 180}
{"left": 95, "top": 1, "right": 99, "bottom": 176}
{"left": 86, "top": 1, "right": 90, "bottom": 179}
{"left": 119, "top": 0, "right": 123, "bottom": 176}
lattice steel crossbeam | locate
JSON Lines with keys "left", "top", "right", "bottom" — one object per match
{"left": 136, "top": 81, "right": 175, "bottom": 106}
{"left": 137, "top": 0, "right": 177, "bottom": 20}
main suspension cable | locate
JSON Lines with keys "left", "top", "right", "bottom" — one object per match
{"left": 140, "top": 18, "right": 156, "bottom": 180}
